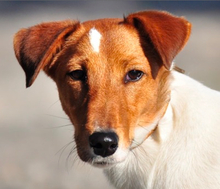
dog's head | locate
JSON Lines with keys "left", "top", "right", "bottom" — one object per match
{"left": 14, "top": 11, "right": 191, "bottom": 167}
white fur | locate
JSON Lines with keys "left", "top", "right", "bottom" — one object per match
{"left": 131, "top": 120, "right": 158, "bottom": 149}
{"left": 89, "top": 28, "right": 102, "bottom": 53}
{"left": 104, "top": 71, "right": 220, "bottom": 189}
{"left": 157, "top": 103, "right": 173, "bottom": 142}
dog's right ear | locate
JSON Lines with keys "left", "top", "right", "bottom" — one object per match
{"left": 14, "top": 20, "right": 79, "bottom": 87}
{"left": 124, "top": 11, "right": 191, "bottom": 71}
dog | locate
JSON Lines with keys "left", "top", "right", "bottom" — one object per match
{"left": 14, "top": 10, "right": 220, "bottom": 189}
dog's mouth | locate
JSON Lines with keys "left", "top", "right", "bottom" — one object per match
{"left": 87, "top": 147, "right": 130, "bottom": 168}
{"left": 76, "top": 127, "right": 154, "bottom": 168}
{"left": 89, "top": 156, "right": 117, "bottom": 168}
{"left": 76, "top": 143, "right": 129, "bottom": 168}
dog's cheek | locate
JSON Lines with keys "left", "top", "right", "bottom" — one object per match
{"left": 126, "top": 80, "right": 159, "bottom": 140}
{"left": 74, "top": 130, "right": 92, "bottom": 162}
{"left": 57, "top": 80, "right": 88, "bottom": 125}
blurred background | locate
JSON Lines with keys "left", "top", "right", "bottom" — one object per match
{"left": 1, "top": 1, "right": 220, "bottom": 189}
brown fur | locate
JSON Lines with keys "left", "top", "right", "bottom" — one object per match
{"left": 14, "top": 20, "right": 80, "bottom": 87}
{"left": 125, "top": 11, "right": 191, "bottom": 71}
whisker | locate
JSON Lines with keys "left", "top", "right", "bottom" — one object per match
{"left": 72, "top": 151, "right": 81, "bottom": 166}
{"left": 47, "top": 99, "right": 60, "bottom": 109}
{"left": 66, "top": 144, "right": 79, "bottom": 171}
{"left": 45, "top": 113, "right": 69, "bottom": 120}
{"left": 129, "top": 139, "right": 149, "bottom": 168}
{"left": 48, "top": 124, "right": 73, "bottom": 129}
{"left": 56, "top": 140, "right": 75, "bottom": 166}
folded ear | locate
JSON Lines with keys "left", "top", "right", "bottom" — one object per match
{"left": 125, "top": 11, "right": 191, "bottom": 70}
{"left": 14, "top": 20, "right": 79, "bottom": 87}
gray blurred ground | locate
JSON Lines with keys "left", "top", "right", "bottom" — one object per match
{"left": 0, "top": 1, "right": 220, "bottom": 189}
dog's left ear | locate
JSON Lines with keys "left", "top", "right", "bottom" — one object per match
{"left": 125, "top": 11, "right": 191, "bottom": 70}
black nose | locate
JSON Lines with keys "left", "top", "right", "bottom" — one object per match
{"left": 89, "top": 132, "right": 118, "bottom": 157}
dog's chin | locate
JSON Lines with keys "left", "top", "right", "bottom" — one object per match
{"left": 80, "top": 148, "right": 129, "bottom": 168}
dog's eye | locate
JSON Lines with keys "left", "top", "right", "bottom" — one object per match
{"left": 68, "top": 70, "right": 87, "bottom": 81}
{"left": 125, "top": 70, "right": 144, "bottom": 83}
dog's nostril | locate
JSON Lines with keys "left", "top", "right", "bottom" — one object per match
{"left": 110, "top": 143, "right": 117, "bottom": 149}
{"left": 89, "top": 132, "right": 118, "bottom": 157}
{"left": 92, "top": 142, "right": 102, "bottom": 149}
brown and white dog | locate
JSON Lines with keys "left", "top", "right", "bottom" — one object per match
{"left": 14, "top": 10, "right": 220, "bottom": 189}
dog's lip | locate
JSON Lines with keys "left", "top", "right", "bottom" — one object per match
{"left": 89, "top": 158, "right": 117, "bottom": 168}
{"left": 88, "top": 149, "right": 128, "bottom": 168}
{"left": 92, "top": 160, "right": 114, "bottom": 167}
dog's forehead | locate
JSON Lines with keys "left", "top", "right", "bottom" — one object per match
{"left": 84, "top": 19, "right": 136, "bottom": 40}
{"left": 63, "top": 18, "right": 147, "bottom": 75}
{"left": 81, "top": 18, "right": 141, "bottom": 55}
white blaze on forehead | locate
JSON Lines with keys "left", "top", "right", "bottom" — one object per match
{"left": 89, "top": 28, "right": 102, "bottom": 53}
